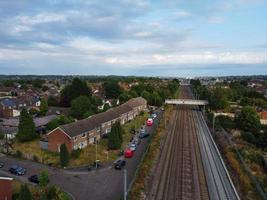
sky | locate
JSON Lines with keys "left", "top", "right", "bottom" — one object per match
{"left": 0, "top": 0, "right": 267, "bottom": 77}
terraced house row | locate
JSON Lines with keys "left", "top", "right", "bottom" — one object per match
{"left": 43, "top": 97, "right": 147, "bottom": 152}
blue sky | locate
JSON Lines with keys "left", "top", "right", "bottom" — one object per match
{"left": 0, "top": 0, "right": 267, "bottom": 76}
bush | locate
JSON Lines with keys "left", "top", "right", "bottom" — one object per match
{"left": 241, "top": 131, "right": 256, "bottom": 144}
{"left": 60, "top": 144, "right": 69, "bottom": 167}
{"left": 217, "top": 115, "right": 236, "bottom": 130}
{"left": 15, "top": 150, "right": 22, "bottom": 158}
{"left": 33, "top": 155, "right": 39, "bottom": 162}
{"left": 0, "top": 133, "right": 4, "bottom": 140}
{"left": 38, "top": 170, "right": 50, "bottom": 187}
{"left": 71, "top": 149, "right": 82, "bottom": 159}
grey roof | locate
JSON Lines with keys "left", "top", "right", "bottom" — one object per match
{"left": 0, "top": 115, "right": 57, "bottom": 127}
{"left": 110, "top": 103, "right": 132, "bottom": 115}
{"left": 125, "top": 97, "right": 147, "bottom": 108}
{"left": 58, "top": 97, "right": 147, "bottom": 138}
{"left": 60, "top": 117, "right": 97, "bottom": 138}
{"left": 59, "top": 109, "right": 120, "bottom": 138}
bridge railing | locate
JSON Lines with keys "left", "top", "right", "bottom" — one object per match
{"left": 165, "top": 99, "right": 208, "bottom": 106}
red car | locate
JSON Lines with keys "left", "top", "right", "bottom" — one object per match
{"left": 146, "top": 118, "right": 153, "bottom": 126}
{"left": 124, "top": 149, "right": 134, "bottom": 158}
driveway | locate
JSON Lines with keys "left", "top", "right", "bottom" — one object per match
{"left": 0, "top": 111, "right": 162, "bottom": 200}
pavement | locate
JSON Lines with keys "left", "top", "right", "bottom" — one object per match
{"left": 0, "top": 110, "right": 162, "bottom": 200}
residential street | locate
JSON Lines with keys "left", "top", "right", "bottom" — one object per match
{"left": 0, "top": 111, "right": 161, "bottom": 200}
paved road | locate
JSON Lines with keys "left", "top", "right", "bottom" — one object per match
{"left": 0, "top": 111, "right": 161, "bottom": 200}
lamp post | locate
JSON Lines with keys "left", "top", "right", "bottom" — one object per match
{"left": 95, "top": 137, "right": 98, "bottom": 169}
{"left": 124, "top": 169, "right": 127, "bottom": 200}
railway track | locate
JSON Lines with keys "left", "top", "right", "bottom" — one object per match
{"left": 149, "top": 86, "right": 209, "bottom": 200}
{"left": 148, "top": 86, "right": 239, "bottom": 200}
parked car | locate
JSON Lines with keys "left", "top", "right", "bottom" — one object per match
{"left": 146, "top": 118, "right": 153, "bottom": 126}
{"left": 132, "top": 137, "right": 141, "bottom": 145}
{"left": 139, "top": 132, "right": 150, "bottom": 139}
{"left": 129, "top": 143, "right": 137, "bottom": 151}
{"left": 0, "top": 162, "right": 4, "bottom": 168}
{"left": 124, "top": 149, "right": 134, "bottom": 158}
{"left": 9, "top": 165, "right": 26, "bottom": 175}
{"left": 140, "top": 128, "right": 145, "bottom": 134}
{"left": 28, "top": 175, "right": 39, "bottom": 184}
{"left": 114, "top": 160, "right": 126, "bottom": 170}
{"left": 88, "top": 161, "right": 101, "bottom": 171}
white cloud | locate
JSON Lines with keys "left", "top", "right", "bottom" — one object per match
{"left": 207, "top": 16, "right": 224, "bottom": 24}
{"left": 17, "top": 13, "right": 66, "bottom": 25}
{"left": 174, "top": 10, "right": 192, "bottom": 18}
{"left": 134, "top": 31, "right": 151, "bottom": 38}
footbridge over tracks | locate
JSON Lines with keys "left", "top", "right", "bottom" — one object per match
{"left": 165, "top": 99, "right": 209, "bottom": 106}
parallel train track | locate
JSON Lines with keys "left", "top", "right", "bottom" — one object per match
{"left": 148, "top": 86, "right": 239, "bottom": 200}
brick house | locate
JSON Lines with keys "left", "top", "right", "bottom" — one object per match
{"left": 45, "top": 97, "right": 147, "bottom": 152}
{"left": 0, "top": 177, "right": 13, "bottom": 200}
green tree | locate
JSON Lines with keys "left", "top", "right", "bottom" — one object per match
{"left": 103, "top": 81, "right": 122, "bottom": 99}
{"left": 60, "top": 78, "right": 91, "bottom": 107}
{"left": 241, "top": 131, "right": 256, "bottom": 144}
{"left": 46, "top": 115, "right": 74, "bottom": 131}
{"left": 18, "top": 184, "right": 33, "bottom": 200}
{"left": 39, "top": 99, "right": 48, "bottom": 116}
{"left": 47, "top": 96, "right": 59, "bottom": 106}
{"left": 235, "top": 106, "right": 261, "bottom": 133}
{"left": 60, "top": 143, "right": 69, "bottom": 167}
{"left": 108, "top": 122, "right": 123, "bottom": 150}
{"left": 38, "top": 170, "right": 49, "bottom": 187}
{"left": 217, "top": 115, "right": 236, "bottom": 130}
{"left": 17, "top": 108, "right": 37, "bottom": 142}
{"left": 70, "top": 96, "right": 92, "bottom": 119}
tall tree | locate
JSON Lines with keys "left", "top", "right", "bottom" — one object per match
{"left": 17, "top": 108, "right": 36, "bottom": 142}
{"left": 235, "top": 106, "right": 261, "bottom": 133}
{"left": 38, "top": 170, "right": 50, "bottom": 187}
{"left": 60, "top": 78, "right": 91, "bottom": 107}
{"left": 70, "top": 96, "right": 93, "bottom": 119}
{"left": 108, "top": 122, "right": 123, "bottom": 150}
{"left": 103, "top": 81, "right": 122, "bottom": 99}
{"left": 18, "top": 184, "right": 33, "bottom": 200}
{"left": 60, "top": 143, "right": 69, "bottom": 167}
{"left": 39, "top": 98, "right": 48, "bottom": 116}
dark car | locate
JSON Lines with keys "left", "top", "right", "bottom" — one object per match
{"left": 114, "top": 160, "right": 126, "bottom": 170}
{"left": 0, "top": 162, "right": 4, "bottom": 168}
{"left": 139, "top": 132, "right": 150, "bottom": 139}
{"left": 9, "top": 165, "right": 26, "bottom": 175}
{"left": 28, "top": 175, "right": 39, "bottom": 184}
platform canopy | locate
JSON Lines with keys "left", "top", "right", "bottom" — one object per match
{"left": 165, "top": 99, "right": 208, "bottom": 106}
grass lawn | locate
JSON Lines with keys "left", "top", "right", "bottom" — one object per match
{"left": 12, "top": 112, "right": 149, "bottom": 168}
{"left": 12, "top": 139, "right": 60, "bottom": 167}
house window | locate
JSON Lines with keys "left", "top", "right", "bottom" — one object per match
{"left": 82, "top": 133, "right": 86, "bottom": 138}
{"left": 106, "top": 128, "right": 111, "bottom": 133}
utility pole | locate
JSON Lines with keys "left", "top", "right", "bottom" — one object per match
{"left": 213, "top": 113, "right": 216, "bottom": 133}
{"left": 124, "top": 169, "right": 127, "bottom": 200}
{"left": 95, "top": 138, "right": 98, "bottom": 169}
